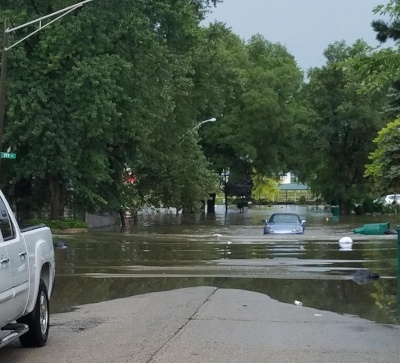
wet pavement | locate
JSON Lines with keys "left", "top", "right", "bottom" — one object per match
{"left": 2, "top": 287, "right": 400, "bottom": 363}
{"left": 52, "top": 205, "right": 400, "bottom": 324}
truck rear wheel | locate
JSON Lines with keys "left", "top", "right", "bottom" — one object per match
{"left": 18, "top": 279, "right": 49, "bottom": 347}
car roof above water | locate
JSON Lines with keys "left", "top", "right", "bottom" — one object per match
{"left": 268, "top": 213, "right": 301, "bottom": 223}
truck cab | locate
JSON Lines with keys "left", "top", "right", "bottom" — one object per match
{"left": 0, "top": 189, "right": 55, "bottom": 348}
{"left": 0, "top": 195, "right": 30, "bottom": 326}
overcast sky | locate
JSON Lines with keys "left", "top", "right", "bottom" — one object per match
{"left": 205, "top": 0, "right": 389, "bottom": 72}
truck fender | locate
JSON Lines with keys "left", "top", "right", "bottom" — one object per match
{"left": 25, "top": 240, "right": 55, "bottom": 315}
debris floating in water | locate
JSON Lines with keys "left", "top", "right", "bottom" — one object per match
{"left": 339, "top": 236, "right": 353, "bottom": 251}
{"left": 339, "top": 237, "right": 353, "bottom": 244}
{"left": 53, "top": 241, "right": 68, "bottom": 250}
{"left": 352, "top": 269, "right": 380, "bottom": 285}
{"left": 213, "top": 233, "right": 223, "bottom": 237}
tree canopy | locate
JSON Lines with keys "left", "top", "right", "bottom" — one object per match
{"left": 0, "top": 0, "right": 223, "bottom": 218}
{"left": 365, "top": 119, "right": 400, "bottom": 191}
{"left": 294, "top": 41, "right": 386, "bottom": 211}
{"left": 1, "top": 0, "right": 397, "bottom": 220}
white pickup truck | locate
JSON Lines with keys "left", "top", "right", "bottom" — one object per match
{"left": 0, "top": 189, "right": 55, "bottom": 348}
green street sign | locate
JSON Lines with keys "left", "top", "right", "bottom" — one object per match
{"left": 0, "top": 152, "right": 16, "bottom": 159}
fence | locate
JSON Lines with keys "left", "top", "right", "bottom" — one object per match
{"left": 276, "top": 189, "right": 316, "bottom": 204}
{"left": 85, "top": 212, "right": 120, "bottom": 228}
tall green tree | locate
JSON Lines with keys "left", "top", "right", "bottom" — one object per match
{"left": 251, "top": 172, "right": 279, "bottom": 206}
{"left": 297, "top": 41, "right": 386, "bottom": 212}
{"left": 340, "top": 1, "right": 400, "bottom": 198}
{"left": 182, "top": 22, "right": 249, "bottom": 211}
{"left": 202, "top": 34, "right": 303, "bottom": 202}
{"left": 0, "top": 0, "right": 220, "bottom": 219}
{"left": 344, "top": 1, "right": 400, "bottom": 93}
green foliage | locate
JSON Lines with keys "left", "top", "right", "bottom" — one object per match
{"left": 373, "top": 1, "right": 400, "bottom": 36}
{"left": 343, "top": 1, "right": 400, "bottom": 94}
{"left": 0, "top": 0, "right": 223, "bottom": 217}
{"left": 21, "top": 218, "right": 88, "bottom": 230}
{"left": 201, "top": 33, "right": 303, "bottom": 196}
{"left": 296, "top": 41, "right": 386, "bottom": 212}
{"left": 251, "top": 172, "right": 279, "bottom": 203}
{"left": 6, "top": 1, "right": 385, "bottom": 219}
{"left": 196, "top": 23, "right": 249, "bottom": 171}
{"left": 225, "top": 36, "right": 303, "bottom": 176}
{"left": 383, "top": 80, "right": 400, "bottom": 119}
{"left": 353, "top": 196, "right": 379, "bottom": 215}
{"left": 365, "top": 119, "right": 400, "bottom": 190}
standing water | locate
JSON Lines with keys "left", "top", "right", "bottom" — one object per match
{"left": 52, "top": 205, "right": 399, "bottom": 324}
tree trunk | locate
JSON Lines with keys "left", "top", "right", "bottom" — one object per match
{"left": 59, "top": 184, "right": 66, "bottom": 218}
{"left": 119, "top": 209, "right": 126, "bottom": 228}
{"left": 207, "top": 193, "right": 216, "bottom": 214}
{"left": 14, "top": 179, "right": 33, "bottom": 222}
{"left": 48, "top": 174, "right": 61, "bottom": 220}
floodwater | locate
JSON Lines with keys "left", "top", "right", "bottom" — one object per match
{"left": 52, "top": 205, "right": 400, "bottom": 324}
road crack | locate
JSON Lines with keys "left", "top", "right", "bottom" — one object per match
{"left": 144, "top": 287, "right": 218, "bottom": 363}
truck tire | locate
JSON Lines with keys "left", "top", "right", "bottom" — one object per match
{"left": 18, "top": 279, "right": 49, "bottom": 347}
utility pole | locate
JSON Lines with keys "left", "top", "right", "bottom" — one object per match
{"left": 0, "top": 18, "right": 9, "bottom": 157}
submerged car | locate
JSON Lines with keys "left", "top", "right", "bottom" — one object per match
{"left": 263, "top": 213, "right": 306, "bottom": 235}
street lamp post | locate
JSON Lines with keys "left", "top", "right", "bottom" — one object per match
{"left": 0, "top": 0, "right": 94, "bottom": 164}
{"left": 180, "top": 117, "right": 216, "bottom": 141}
{"left": 192, "top": 117, "right": 216, "bottom": 131}
{"left": 222, "top": 168, "right": 230, "bottom": 213}
{"left": 179, "top": 117, "right": 216, "bottom": 215}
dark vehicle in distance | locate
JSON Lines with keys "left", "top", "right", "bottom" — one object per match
{"left": 263, "top": 213, "right": 306, "bottom": 235}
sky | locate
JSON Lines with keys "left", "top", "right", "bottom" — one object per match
{"left": 205, "top": 0, "right": 390, "bottom": 72}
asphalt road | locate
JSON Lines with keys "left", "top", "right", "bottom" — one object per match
{"left": 1, "top": 287, "right": 400, "bottom": 363}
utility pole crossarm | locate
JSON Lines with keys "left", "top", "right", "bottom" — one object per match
{"left": 4, "top": 0, "right": 93, "bottom": 51}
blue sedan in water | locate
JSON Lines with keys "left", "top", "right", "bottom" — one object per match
{"left": 263, "top": 213, "right": 306, "bottom": 235}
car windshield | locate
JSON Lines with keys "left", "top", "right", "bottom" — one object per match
{"left": 269, "top": 214, "right": 299, "bottom": 223}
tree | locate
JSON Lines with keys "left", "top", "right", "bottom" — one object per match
{"left": 344, "top": 0, "right": 400, "bottom": 93}
{"left": 372, "top": 0, "right": 400, "bottom": 43}
{"left": 297, "top": 41, "right": 386, "bottom": 212}
{"left": 185, "top": 22, "right": 250, "bottom": 212}
{"left": 0, "top": 0, "right": 221, "bottom": 219}
{"left": 383, "top": 80, "right": 400, "bottom": 119}
{"left": 201, "top": 34, "right": 303, "bottom": 207}
{"left": 365, "top": 119, "right": 400, "bottom": 191}
{"left": 222, "top": 35, "right": 303, "bottom": 176}
{"left": 335, "top": 1, "right": 400, "bottom": 200}
{"left": 134, "top": 130, "right": 219, "bottom": 214}
{"left": 251, "top": 172, "right": 279, "bottom": 206}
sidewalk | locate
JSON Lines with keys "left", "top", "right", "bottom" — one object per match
{"left": 1, "top": 287, "right": 399, "bottom": 363}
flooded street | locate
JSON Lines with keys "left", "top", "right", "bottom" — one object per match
{"left": 52, "top": 205, "right": 399, "bottom": 324}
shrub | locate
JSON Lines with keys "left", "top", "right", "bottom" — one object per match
{"left": 354, "top": 205, "right": 365, "bottom": 215}
{"left": 21, "top": 218, "right": 89, "bottom": 230}
{"left": 298, "top": 196, "right": 306, "bottom": 205}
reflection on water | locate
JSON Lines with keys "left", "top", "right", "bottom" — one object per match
{"left": 52, "top": 205, "right": 399, "bottom": 324}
